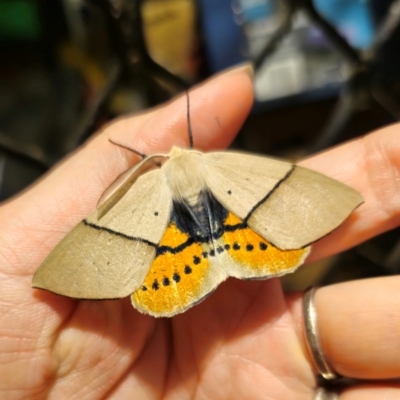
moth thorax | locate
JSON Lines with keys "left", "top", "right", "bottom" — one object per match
{"left": 164, "top": 150, "right": 206, "bottom": 205}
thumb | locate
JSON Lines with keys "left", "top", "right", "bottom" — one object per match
{"left": 0, "top": 65, "right": 254, "bottom": 278}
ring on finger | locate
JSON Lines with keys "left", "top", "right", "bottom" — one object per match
{"left": 313, "top": 387, "right": 338, "bottom": 400}
{"left": 303, "top": 287, "right": 339, "bottom": 380}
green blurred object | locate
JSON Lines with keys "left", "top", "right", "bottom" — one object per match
{"left": 0, "top": 0, "right": 41, "bottom": 40}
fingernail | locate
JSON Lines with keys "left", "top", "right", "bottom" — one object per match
{"left": 206, "top": 62, "right": 254, "bottom": 84}
{"left": 223, "top": 62, "right": 254, "bottom": 80}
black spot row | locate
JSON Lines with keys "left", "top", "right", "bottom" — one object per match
{"left": 141, "top": 266, "right": 192, "bottom": 292}
{"left": 199, "top": 241, "right": 268, "bottom": 258}
{"left": 140, "top": 241, "right": 269, "bottom": 291}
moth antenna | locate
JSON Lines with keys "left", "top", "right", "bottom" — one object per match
{"left": 186, "top": 91, "right": 194, "bottom": 148}
{"left": 108, "top": 139, "right": 147, "bottom": 159}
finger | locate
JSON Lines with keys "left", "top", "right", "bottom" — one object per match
{"left": 106, "top": 64, "right": 254, "bottom": 155}
{"left": 0, "top": 65, "right": 254, "bottom": 277}
{"left": 288, "top": 276, "right": 400, "bottom": 380}
{"left": 339, "top": 382, "right": 400, "bottom": 400}
{"left": 299, "top": 126, "right": 400, "bottom": 262}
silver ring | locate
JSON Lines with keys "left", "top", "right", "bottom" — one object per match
{"left": 303, "top": 287, "right": 338, "bottom": 380}
{"left": 313, "top": 387, "right": 338, "bottom": 400}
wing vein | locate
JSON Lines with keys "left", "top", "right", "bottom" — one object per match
{"left": 83, "top": 219, "right": 157, "bottom": 247}
{"left": 244, "top": 165, "right": 295, "bottom": 222}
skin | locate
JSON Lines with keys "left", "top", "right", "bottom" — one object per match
{"left": 0, "top": 66, "right": 399, "bottom": 400}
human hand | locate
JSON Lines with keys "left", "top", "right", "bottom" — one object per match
{"left": 0, "top": 66, "right": 399, "bottom": 399}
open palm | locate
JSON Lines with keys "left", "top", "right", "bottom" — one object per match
{"left": 1, "top": 68, "right": 400, "bottom": 400}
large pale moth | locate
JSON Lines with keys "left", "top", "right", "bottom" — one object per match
{"left": 32, "top": 97, "right": 363, "bottom": 317}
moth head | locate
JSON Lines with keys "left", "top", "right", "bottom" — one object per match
{"left": 164, "top": 149, "right": 206, "bottom": 204}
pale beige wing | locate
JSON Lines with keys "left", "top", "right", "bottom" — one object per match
{"left": 246, "top": 165, "right": 363, "bottom": 249}
{"left": 32, "top": 167, "right": 172, "bottom": 299}
{"left": 203, "top": 151, "right": 293, "bottom": 220}
{"left": 203, "top": 152, "right": 363, "bottom": 250}
{"left": 97, "top": 154, "right": 168, "bottom": 210}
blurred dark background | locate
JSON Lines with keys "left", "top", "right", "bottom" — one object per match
{"left": 0, "top": 0, "right": 399, "bottom": 289}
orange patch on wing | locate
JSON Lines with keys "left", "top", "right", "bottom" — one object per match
{"left": 223, "top": 213, "right": 309, "bottom": 277}
{"left": 132, "top": 213, "right": 310, "bottom": 316}
{"left": 131, "top": 222, "right": 210, "bottom": 317}
{"left": 158, "top": 221, "right": 189, "bottom": 247}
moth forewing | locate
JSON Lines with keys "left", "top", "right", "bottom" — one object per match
{"left": 202, "top": 151, "right": 294, "bottom": 222}
{"left": 32, "top": 220, "right": 158, "bottom": 299}
{"left": 247, "top": 165, "right": 363, "bottom": 249}
{"left": 32, "top": 158, "right": 173, "bottom": 299}
{"left": 97, "top": 154, "right": 169, "bottom": 213}
{"left": 201, "top": 151, "right": 363, "bottom": 250}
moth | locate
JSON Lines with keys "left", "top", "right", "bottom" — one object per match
{"left": 32, "top": 97, "right": 363, "bottom": 317}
